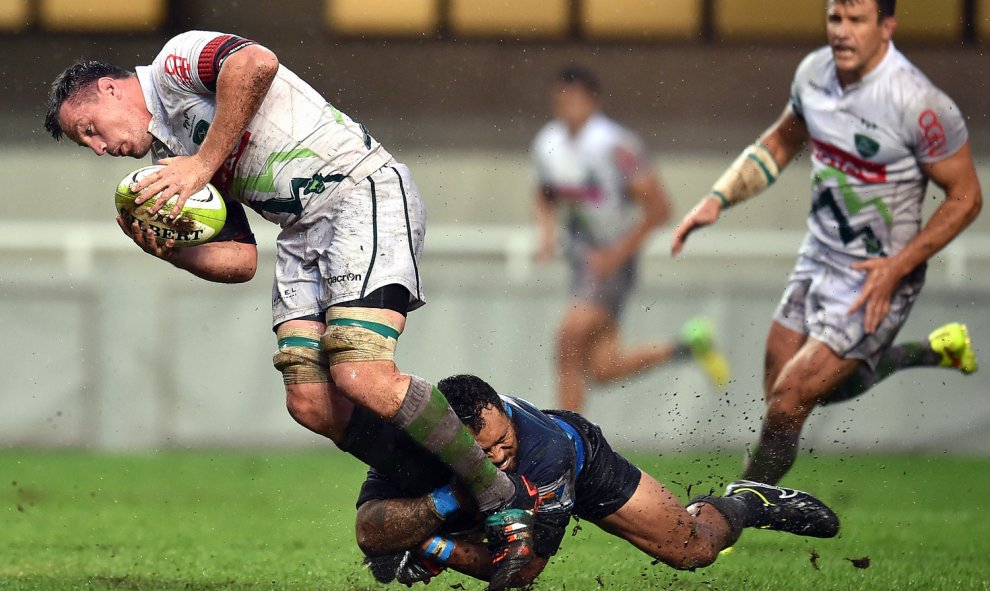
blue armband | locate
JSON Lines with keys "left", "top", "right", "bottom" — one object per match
{"left": 429, "top": 484, "right": 460, "bottom": 518}
{"left": 422, "top": 535, "right": 455, "bottom": 563}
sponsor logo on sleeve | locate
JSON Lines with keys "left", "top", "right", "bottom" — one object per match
{"left": 164, "top": 54, "right": 193, "bottom": 87}
{"left": 918, "top": 109, "right": 947, "bottom": 158}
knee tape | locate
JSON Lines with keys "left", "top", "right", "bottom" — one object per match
{"left": 322, "top": 307, "right": 401, "bottom": 365}
{"left": 273, "top": 326, "right": 329, "bottom": 385}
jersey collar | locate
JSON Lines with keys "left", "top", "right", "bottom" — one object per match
{"left": 835, "top": 41, "right": 898, "bottom": 95}
{"left": 135, "top": 65, "right": 183, "bottom": 157}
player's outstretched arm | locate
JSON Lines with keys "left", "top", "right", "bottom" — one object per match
{"left": 136, "top": 43, "right": 279, "bottom": 218}
{"left": 671, "top": 107, "right": 808, "bottom": 256}
{"left": 849, "top": 141, "right": 983, "bottom": 332}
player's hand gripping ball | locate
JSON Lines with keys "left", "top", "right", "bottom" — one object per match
{"left": 115, "top": 165, "right": 227, "bottom": 247}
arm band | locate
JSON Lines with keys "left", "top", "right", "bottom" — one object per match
{"left": 429, "top": 484, "right": 460, "bottom": 518}
{"left": 422, "top": 535, "right": 455, "bottom": 563}
{"left": 710, "top": 142, "right": 780, "bottom": 208}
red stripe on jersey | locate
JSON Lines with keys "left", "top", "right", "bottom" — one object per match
{"left": 812, "top": 139, "right": 887, "bottom": 183}
{"left": 198, "top": 35, "right": 256, "bottom": 90}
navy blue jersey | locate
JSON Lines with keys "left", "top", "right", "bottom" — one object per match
{"left": 356, "top": 395, "right": 580, "bottom": 556}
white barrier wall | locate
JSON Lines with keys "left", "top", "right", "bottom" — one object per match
{"left": 1, "top": 149, "right": 988, "bottom": 453}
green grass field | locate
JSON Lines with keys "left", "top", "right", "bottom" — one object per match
{"left": 2, "top": 450, "right": 988, "bottom": 590}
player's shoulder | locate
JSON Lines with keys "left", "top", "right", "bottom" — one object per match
{"left": 877, "top": 46, "right": 962, "bottom": 125}
{"left": 883, "top": 46, "right": 950, "bottom": 99}
{"left": 584, "top": 113, "right": 643, "bottom": 155}
{"left": 586, "top": 112, "right": 633, "bottom": 140}
{"left": 159, "top": 30, "right": 223, "bottom": 53}
{"left": 793, "top": 46, "right": 833, "bottom": 85}
{"left": 531, "top": 120, "right": 567, "bottom": 152}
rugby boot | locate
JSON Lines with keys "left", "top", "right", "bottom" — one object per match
{"left": 929, "top": 322, "right": 978, "bottom": 374}
{"left": 725, "top": 480, "right": 840, "bottom": 538}
{"left": 485, "top": 474, "right": 541, "bottom": 591}
{"left": 681, "top": 316, "right": 731, "bottom": 388}
{"left": 396, "top": 552, "right": 445, "bottom": 586}
{"left": 363, "top": 552, "right": 403, "bottom": 584}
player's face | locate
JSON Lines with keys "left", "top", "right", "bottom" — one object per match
{"left": 826, "top": 0, "right": 896, "bottom": 85}
{"left": 551, "top": 83, "right": 598, "bottom": 134}
{"left": 472, "top": 404, "right": 518, "bottom": 473}
{"left": 58, "top": 78, "right": 153, "bottom": 158}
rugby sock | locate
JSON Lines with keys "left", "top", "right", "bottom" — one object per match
{"left": 742, "top": 427, "right": 800, "bottom": 486}
{"left": 392, "top": 375, "right": 513, "bottom": 512}
{"left": 687, "top": 495, "right": 746, "bottom": 547}
{"left": 338, "top": 406, "right": 449, "bottom": 488}
{"left": 827, "top": 343, "right": 940, "bottom": 403}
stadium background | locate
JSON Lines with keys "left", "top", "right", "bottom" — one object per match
{"left": 1, "top": 0, "right": 988, "bottom": 455}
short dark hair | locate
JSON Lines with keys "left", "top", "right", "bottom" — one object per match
{"left": 558, "top": 64, "right": 600, "bottom": 97}
{"left": 831, "top": 0, "right": 895, "bottom": 19}
{"left": 437, "top": 374, "right": 504, "bottom": 433}
{"left": 44, "top": 60, "right": 133, "bottom": 141}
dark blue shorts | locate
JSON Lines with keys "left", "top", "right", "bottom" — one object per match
{"left": 544, "top": 410, "right": 642, "bottom": 521}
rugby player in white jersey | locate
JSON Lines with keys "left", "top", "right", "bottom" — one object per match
{"left": 532, "top": 66, "right": 730, "bottom": 414}
{"left": 671, "top": 0, "right": 982, "bottom": 485}
{"left": 44, "top": 31, "right": 540, "bottom": 589}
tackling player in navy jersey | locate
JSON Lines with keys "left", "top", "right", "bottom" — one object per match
{"left": 352, "top": 375, "right": 839, "bottom": 588}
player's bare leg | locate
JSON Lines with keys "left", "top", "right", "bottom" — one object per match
{"left": 278, "top": 318, "right": 354, "bottom": 442}
{"left": 825, "top": 322, "right": 977, "bottom": 404}
{"left": 593, "top": 471, "right": 837, "bottom": 570}
{"left": 555, "top": 301, "right": 609, "bottom": 412}
{"left": 587, "top": 324, "right": 678, "bottom": 384}
{"left": 745, "top": 327, "right": 861, "bottom": 485}
{"left": 593, "top": 471, "right": 734, "bottom": 569}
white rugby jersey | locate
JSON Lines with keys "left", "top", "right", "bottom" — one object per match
{"left": 136, "top": 30, "right": 393, "bottom": 227}
{"left": 790, "top": 43, "right": 967, "bottom": 258}
{"left": 531, "top": 112, "right": 647, "bottom": 246}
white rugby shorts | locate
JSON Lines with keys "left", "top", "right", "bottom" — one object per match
{"left": 271, "top": 161, "right": 426, "bottom": 327}
{"left": 773, "top": 234, "right": 926, "bottom": 369}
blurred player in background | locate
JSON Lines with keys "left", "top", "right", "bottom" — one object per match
{"left": 532, "top": 65, "right": 730, "bottom": 413}
{"left": 44, "top": 31, "right": 539, "bottom": 588}
{"left": 351, "top": 374, "right": 838, "bottom": 587}
{"left": 672, "top": 0, "right": 982, "bottom": 485}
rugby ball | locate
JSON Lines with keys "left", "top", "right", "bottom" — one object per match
{"left": 114, "top": 165, "right": 227, "bottom": 247}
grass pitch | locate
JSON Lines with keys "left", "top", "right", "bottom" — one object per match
{"left": 2, "top": 450, "right": 988, "bottom": 590}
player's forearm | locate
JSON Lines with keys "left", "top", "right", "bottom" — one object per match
{"left": 197, "top": 46, "right": 279, "bottom": 172}
{"left": 612, "top": 174, "right": 670, "bottom": 264}
{"left": 710, "top": 108, "right": 807, "bottom": 209}
{"left": 439, "top": 539, "right": 492, "bottom": 580}
{"left": 169, "top": 240, "right": 258, "bottom": 283}
{"left": 355, "top": 498, "right": 445, "bottom": 556}
{"left": 440, "top": 540, "right": 547, "bottom": 585}
{"left": 534, "top": 194, "right": 558, "bottom": 253}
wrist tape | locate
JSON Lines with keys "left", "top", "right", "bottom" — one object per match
{"left": 711, "top": 142, "right": 780, "bottom": 207}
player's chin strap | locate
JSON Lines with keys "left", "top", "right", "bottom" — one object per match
{"left": 322, "top": 307, "right": 402, "bottom": 365}
{"left": 710, "top": 142, "right": 780, "bottom": 208}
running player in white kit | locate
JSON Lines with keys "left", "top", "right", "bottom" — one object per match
{"left": 532, "top": 66, "right": 730, "bottom": 414}
{"left": 45, "top": 31, "right": 539, "bottom": 588}
{"left": 671, "top": 0, "right": 982, "bottom": 485}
